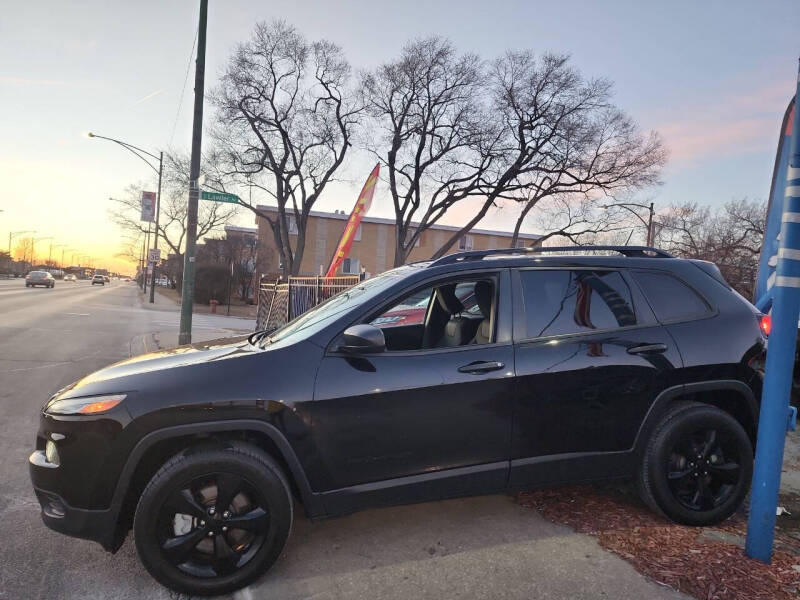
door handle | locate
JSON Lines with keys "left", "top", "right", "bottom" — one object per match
{"left": 458, "top": 360, "right": 505, "bottom": 374}
{"left": 627, "top": 343, "right": 668, "bottom": 355}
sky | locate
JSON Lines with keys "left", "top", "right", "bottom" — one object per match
{"left": 1, "top": 0, "right": 799, "bottom": 273}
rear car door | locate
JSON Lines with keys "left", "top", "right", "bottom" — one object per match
{"left": 312, "top": 269, "right": 514, "bottom": 512}
{"left": 510, "top": 267, "right": 682, "bottom": 487}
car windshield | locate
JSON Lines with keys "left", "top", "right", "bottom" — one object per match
{"left": 258, "top": 266, "right": 419, "bottom": 348}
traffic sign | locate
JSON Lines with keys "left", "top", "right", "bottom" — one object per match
{"left": 200, "top": 191, "right": 240, "bottom": 204}
{"left": 148, "top": 248, "right": 161, "bottom": 263}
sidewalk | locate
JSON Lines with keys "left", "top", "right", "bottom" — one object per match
{"left": 136, "top": 286, "right": 256, "bottom": 349}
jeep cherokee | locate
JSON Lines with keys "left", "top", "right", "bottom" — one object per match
{"left": 29, "top": 246, "right": 766, "bottom": 595}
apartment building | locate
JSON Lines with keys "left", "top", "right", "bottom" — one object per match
{"left": 253, "top": 205, "right": 539, "bottom": 277}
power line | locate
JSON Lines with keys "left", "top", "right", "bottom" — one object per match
{"left": 168, "top": 26, "right": 199, "bottom": 149}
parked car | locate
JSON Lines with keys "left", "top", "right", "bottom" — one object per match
{"left": 30, "top": 246, "right": 765, "bottom": 595}
{"left": 91, "top": 274, "right": 105, "bottom": 286}
{"left": 64, "top": 274, "right": 77, "bottom": 282}
{"left": 25, "top": 271, "right": 55, "bottom": 288}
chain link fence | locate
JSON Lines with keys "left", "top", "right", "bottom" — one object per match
{"left": 255, "top": 275, "right": 362, "bottom": 331}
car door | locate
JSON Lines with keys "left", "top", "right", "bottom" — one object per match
{"left": 312, "top": 269, "right": 514, "bottom": 513}
{"left": 509, "top": 267, "right": 681, "bottom": 487}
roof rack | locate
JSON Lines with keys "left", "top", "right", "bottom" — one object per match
{"left": 428, "top": 245, "right": 674, "bottom": 267}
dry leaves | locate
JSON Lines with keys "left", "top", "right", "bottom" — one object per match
{"left": 517, "top": 485, "right": 800, "bottom": 600}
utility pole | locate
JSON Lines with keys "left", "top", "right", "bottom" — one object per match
{"left": 179, "top": 0, "right": 208, "bottom": 345}
{"left": 646, "top": 202, "right": 654, "bottom": 246}
{"left": 149, "top": 151, "right": 164, "bottom": 303}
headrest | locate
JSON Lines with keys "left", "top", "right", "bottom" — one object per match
{"left": 435, "top": 284, "right": 464, "bottom": 314}
{"left": 474, "top": 281, "right": 493, "bottom": 317}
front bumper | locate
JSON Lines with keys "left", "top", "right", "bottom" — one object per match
{"left": 30, "top": 451, "right": 122, "bottom": 551}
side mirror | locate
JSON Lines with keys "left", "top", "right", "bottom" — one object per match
{"left": 339, "top": 324, "right": 385, "bottom": 354}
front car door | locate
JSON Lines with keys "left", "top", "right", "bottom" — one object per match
{"left": 510, "top": 267, "right": 682, "bottom": 487}
{"left": 312, "top": 269, "right": 514, "bottom": 515}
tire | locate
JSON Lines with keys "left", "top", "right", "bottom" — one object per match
{"left": 133, "top": 443, "right": 293, "bottom": 596}
{"left": 637, "top": 402, "right": 752, "bottom": 526}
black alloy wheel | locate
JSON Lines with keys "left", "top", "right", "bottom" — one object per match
{"left": 665, "top": 427, "right": 742, "bottom": 511}
{"left": 156, "top": 472, "right": 270, "bottom": 578}
{"left": 134, "top": 443, "right": 293, "bottom": 595}
{"left": 638, "top": 402, "right": 753, "bottom": 526}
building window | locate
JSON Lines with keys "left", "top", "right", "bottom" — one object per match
{"left": 287, "top": 216, "right": 298, "bottom": 236}
{"left": 458, "top": 235, "right": 474, "bottom": 251}
{"left": 515, "top": 238, "right": 528, "bottom": 248}
{"left": 342, "top": 257, "right": 360, "bottom": 274}
{"left": 354, "top": 224, "right": 362, "bottom": 241}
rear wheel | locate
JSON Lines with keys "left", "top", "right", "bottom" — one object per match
{"left": 134, "top": 443, "right": 293, "bottom": 595}
{"left": 638, "top": 402, "right": 752, "bottom": 526}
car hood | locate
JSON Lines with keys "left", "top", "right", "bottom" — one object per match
{"left": 61, "top": 335, "right": 256, "bottom": 398}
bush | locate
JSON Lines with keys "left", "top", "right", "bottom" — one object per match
{"left": 194, "top": 264, "right": 230, "bottom": 305}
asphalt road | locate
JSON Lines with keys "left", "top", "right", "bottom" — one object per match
{"left": 0, "top": 278, "right": 688, "bottom": 600}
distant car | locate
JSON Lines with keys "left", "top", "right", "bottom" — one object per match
{"left": 25, "top": 271, "right": 55, "bottom": 288}
{"left": 103, "top": 275, "right": 110, "bottom": 283}
{"left": 91, "top": 275, "right": 105, "bottom": 286}
{"left": 64, "top": 274, "right": 77, "bottom": 282}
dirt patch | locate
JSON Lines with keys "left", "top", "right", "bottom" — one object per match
{"left": 517, "top": 484, "right": 800, "bottom": 600}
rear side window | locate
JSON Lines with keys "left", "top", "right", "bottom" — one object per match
{"left": 519, "top": 270, "right": 637, "bottom": 338}
{"left": 633, "top": 271, "right": 710, "bottom": 322}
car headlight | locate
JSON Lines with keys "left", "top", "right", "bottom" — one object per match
{"left": 45, "top": 394, "right": 127, "bottom": 415}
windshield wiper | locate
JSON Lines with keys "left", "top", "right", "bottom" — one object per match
{"left": 248, "top": 328, "right": 276, "bottom": 346}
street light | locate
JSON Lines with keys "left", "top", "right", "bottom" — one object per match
{"left": 8, "top": 230, "right": 35, "bottom": 256}
{"left": 32, "top": 236, "right": 53, "bottom": 266}
{"left": 50, "top": 243, "right": 66, "bottom": 266}
{"left": 87, "top": 132, "right": 163, "bottom": 303}
{"left": 602, "top": 201, "right": 655, "bottom": 246}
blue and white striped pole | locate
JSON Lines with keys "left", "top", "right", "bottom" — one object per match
{"left": 745, "top": 59, "right": 800, "bottom": 563}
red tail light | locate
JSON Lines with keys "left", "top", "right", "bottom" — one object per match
{"left": 759, "top": 314, "right": 771, "bottom": 337}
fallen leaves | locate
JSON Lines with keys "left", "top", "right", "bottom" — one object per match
{"left": 517, "top": 485, "right": 800, "bottom": 600}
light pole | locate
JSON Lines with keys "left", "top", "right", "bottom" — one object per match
{"left": 32, "top": 237, "right": 53, "bottom": 266}
{"left": 603, "top": 201, "right": 655, "bottom": 246}
{"left": 50, "top": 243, "right": 66, "bottom": 266}
{"left": 8, "top": 230, "right": 35, "bottom": 256}
{"left": 87, "top": 132, "right": 163, "bottom": 302}
{"left": 61, "top": 248, "right": 74, "bottom": 269}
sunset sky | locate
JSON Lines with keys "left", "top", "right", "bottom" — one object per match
{"left": 2, "top": 0, "right": 799, "bottom": 274}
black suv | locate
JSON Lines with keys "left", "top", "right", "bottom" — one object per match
{"left": 30, "top": 246, "right": 766, "bottom": 595}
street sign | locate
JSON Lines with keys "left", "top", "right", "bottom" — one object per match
{"left": 148, "top": 248, "right": 161, "bottom": 263}
{"left": 141, "top": 191, "right": 156, "bottom": 222}
{"left": 200, "top": 190, "right": 240, "bottom": 204}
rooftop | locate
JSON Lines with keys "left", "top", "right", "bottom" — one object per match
{"left": 254, "top": 205, "right": 540, "bottom": 240}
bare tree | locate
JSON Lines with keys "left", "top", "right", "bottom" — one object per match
{"left": 109, "top": 152, "right": 238, "bottom": 260}
{"left": 656, "top": 198, "right": 766, "bottom": 297}
{"left": 433, "top": 51, "right": 666, "bottom": 256}
{"left": 210, "top": 20, "right": 361, "bottom": 276}
{"left": 362, "top": 37, "right": 490, "bottom": 266}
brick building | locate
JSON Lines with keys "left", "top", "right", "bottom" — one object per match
{"left": 254, "top": 205, "right": 539, "bottom": 277}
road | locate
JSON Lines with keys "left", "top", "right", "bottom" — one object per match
{"left": 0, "top": 278, "right": 687, "bottom": 600}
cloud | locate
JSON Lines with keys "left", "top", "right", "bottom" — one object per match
{"left": 135, "top": 89, "right": 162, "bottom": 104}
{"left": 652, "top": 78, "right": 791, "bottom": 166}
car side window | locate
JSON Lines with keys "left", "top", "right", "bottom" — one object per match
{"left": 519, "top": 270, "right": 637, "bottom": 339}
{"left": 368, "top": 278, "right": 495, "bottom": 351}
{"left": 632, "top": 271, "right": 710, "bottom": 322}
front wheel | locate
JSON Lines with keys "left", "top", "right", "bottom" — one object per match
{"left": 134, "top": 443, "right": 293, "bottom": 596}
{"left": 638, "top": 402, "right": 753, "bottom": 526}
